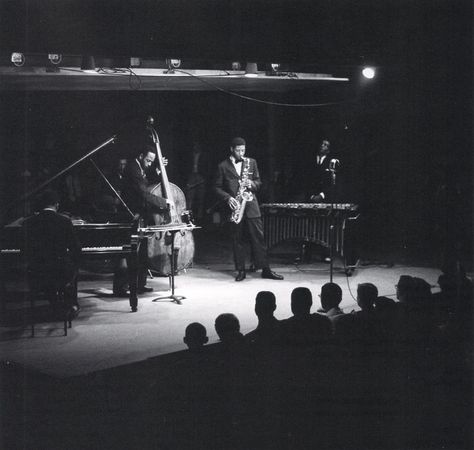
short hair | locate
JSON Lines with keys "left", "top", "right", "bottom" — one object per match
{"left": 291, "top": 287, "right": 313, "bottom": 315}
{"left": 374, "top": 296, "right": 396, "bottom": 311}
{"left": 185, "top": 322, "right": 207, "bottom": 341}
{"left": 215, "top": 313, "right": 240, "bottom": 338}
{"left": 37, "top": 189, "right": 60, "bottom": 209}
{"left": 184, "top": 322, "right": 208, "bottom": 349}
{"left": 357, "top": 283, "right": 378, "bottom": 309}
{"left": 320, "top": 282, "right": 343, "bottom": 310}
{"left": 139, "top": 145, "right": 156, "bottom": 157}
{"left": 255, "top": 291, "right": 276, "bottom": 315}
{"left": 396, "top": 275, "right": 415, "bottom": 301}
{"left": 230, "top": 137, "right": 246, "bottom": 148}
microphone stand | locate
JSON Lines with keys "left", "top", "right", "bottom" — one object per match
{"left": 328, "top": 165, "right": 337, "bottom": 283}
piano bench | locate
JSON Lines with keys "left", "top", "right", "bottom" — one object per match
{"left": 29, "top": 287, "right": 73, "bottom": 338}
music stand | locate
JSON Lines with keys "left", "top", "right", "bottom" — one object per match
{"left": 146, "top": 224, "right": 199, "bottom": 305}
{"left": 152, "top": 228, "right": 184, "bottom": 305}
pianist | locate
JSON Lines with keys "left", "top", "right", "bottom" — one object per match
{"left": 22, "top": 189, "right": 81, "bottom": 316}
{"left": 113, "top": 147, "right": 169, "bottom": 301}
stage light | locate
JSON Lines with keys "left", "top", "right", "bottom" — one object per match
{"left": 80, "top": 56, "right": 96, "bottom": 73}
{"left": 165, "top": 58, "right": 181, "bottom": 73}
{"left": 48, "top": 54, "right": 62, "bottom": 65}
{"left": 11, "top": 52, "right": 25, "bottom": 67}
{"left": 362, "top": 67, "right": 375, "bottom": 79}
{"left": 244, "top": 62, "right": 258, "bottom": 78}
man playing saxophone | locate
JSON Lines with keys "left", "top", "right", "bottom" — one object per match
{"left": 214, "top": 137, "right": 284, "bottom": 282}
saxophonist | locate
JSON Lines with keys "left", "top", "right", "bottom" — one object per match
{"left": 214, "top": 137, "right": 284, "bottom": 282}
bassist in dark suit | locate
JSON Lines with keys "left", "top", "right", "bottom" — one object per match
{"left": 214, "top": 137, "right": 283, "bottom": 282}
{"left": 113, "top": 148, "right": 169, "bottom": 305}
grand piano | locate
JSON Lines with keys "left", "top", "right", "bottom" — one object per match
{"left": 0, "top": 220, "right": 141, "bottom": 312}
{"left": 0, "top": 136, "right": 143, "bottom": 312}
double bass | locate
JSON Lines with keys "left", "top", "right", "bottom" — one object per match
{"left": 145, "top": 117, "right": 195, "bottom": 275}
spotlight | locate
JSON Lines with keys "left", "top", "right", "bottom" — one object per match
{"left": 362, "top": 67, "right": 375, "bottom": 79}
{"left": 80, "top": 56, "right": 96, "bottom": 73}
{"left": 165, "top": 58, "right": 181, "bottom": 73}
{"left": 231, "top": 61, "right": 241, "bottom": 71}
{"left": 244, "top": 62, "right": 258, "bottom": 78}
{"left": 48, "top": 54, "right": 62, "bottom": 65}
{"left": 11, "top": 52, "right": 25, "bottom": 67}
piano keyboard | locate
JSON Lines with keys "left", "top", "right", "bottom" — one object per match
{"left": 1, "top": 246, "right": 130, "bottom": 254}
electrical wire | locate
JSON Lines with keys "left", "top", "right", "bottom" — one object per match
{"left": 174, "top": 69, "right": 351, "bottom": 108}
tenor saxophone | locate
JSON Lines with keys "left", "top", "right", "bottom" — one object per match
{"left": 230, "top": 157, "right": 254, "bottom": 224}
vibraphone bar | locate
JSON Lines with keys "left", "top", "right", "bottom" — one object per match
{"left": 260, "top": 203, "right": 359, "bottom": 259}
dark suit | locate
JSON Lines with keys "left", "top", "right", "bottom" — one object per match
{"left": 114, "top": 158, "right": 168, "bottom": 297}
{"left": 214, "top": 157, "right": 269, "bottom": 271}
{"left": 311, "top": 155, "right": 343, "bottom": 203}
{"left": 121, "top": 159, "right": 168, "bottom": 217}
{"left": 312, "top": 155, "right": 333, "bottom": 201}
{"left": 22, "top": 209, "right": 81, "bottom": 306}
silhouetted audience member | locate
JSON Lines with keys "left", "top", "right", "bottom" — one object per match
{"left": 183, "top": 322, "right": 209, "bottom": 351}
{"left": 245, "top": 291, "right": 283, "bottom": 346}
{"left": 336, "top": 283, "right": 379, "bottom": 346}
{"left": 436, "top": 265, "right": 473, "bottom": 315}
{"left": 395, "top": 275, "right": 434, "bottom": 345}
{"left": 435, "top": 265, "right": 473, "bottom": 342}
{"left": 319, "top": 282, "right": 346, "bottom": 332}
{"left": 372, "top": 295, "right": 399, "bottom": 343}
{"left": 215, "top": 313, "right": 245, "bottom": 347}
{"left": 281, "top": 287, "right": 332, "bottom": 346}
{"left": 356, "top": 283, "right": 378, "bottom": 313}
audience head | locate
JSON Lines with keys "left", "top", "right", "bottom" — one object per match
{"left": 320, "top": 282, "right": 343, "bottom": 312}
{"left": 215, "top": 313, "right": 241, "bottom": 342}
{"left": 291, "top": 287, "right": 313, "bottom": 317}
{"left": 357, "top": 283, "right": 378, "bottom": 311}
{"left": 374, "top": 296, "right": 396, "bottom": 312}
{"left": 255, "top": 291, "right": 276, "bottom": 318}
{"left": 395, "top": 275, "right": 415, "bottom": 302}
{"left": 183, "top": 322, "right": 208, "bottom": 350}
{"left": 412, "top": 277, "right": 432, "bottom": 304}
{"left": 397, "top": 275, "right": 432, "bottom": 306}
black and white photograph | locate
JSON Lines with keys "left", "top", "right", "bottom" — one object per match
{"left": 0, "top": 1, "right": 472, "bottom": 448}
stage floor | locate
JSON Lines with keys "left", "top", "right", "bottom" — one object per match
{"left": 0, "top": 256, "right": 443, "bottom": 378}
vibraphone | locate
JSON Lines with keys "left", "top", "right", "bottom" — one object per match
{"left": 260, "top": 203, "right": 359, "bottom": 263}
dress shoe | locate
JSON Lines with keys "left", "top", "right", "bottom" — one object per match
{"left": 235, "top": 271, "right": 246, "bottom": 282}
{"left": 261, "top": 269, "right": 284, "bottom": 280}
{"left": 112, "top": 290, "right": 129, "bottom": 298}
{"left": 137, "top": 286, "right": 154, "bottom": 294}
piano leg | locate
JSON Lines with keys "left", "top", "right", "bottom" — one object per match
{"left": 128, "top": 240, "right": 140, "bottom": 312}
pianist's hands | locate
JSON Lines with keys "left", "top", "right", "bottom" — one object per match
{"left": 310, "top": 194, "right": 324, "bottom": 203}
